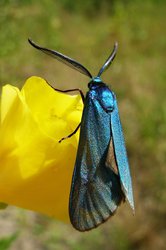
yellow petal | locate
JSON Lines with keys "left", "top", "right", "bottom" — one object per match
{"left": 1, "top": 84, "right": 21, "bottom": 124}
{"left": 0, "top": 76, "right": 83, "bottom": 222}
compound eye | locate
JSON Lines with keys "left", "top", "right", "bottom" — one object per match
{"left": 88, "top": 81, "right": 93, "bottom": 89}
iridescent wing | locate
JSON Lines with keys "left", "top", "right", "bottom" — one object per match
{"left": 69, "top": 91, "right": 124, "bottom": 231}
{"left": 111, "top": 94, "right": 135, "bottom": 211}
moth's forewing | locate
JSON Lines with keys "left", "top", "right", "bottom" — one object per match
{"left": 69, "top": 87, "right": 124, "bottom": 231}
{"left": 111, "top": 95, "right": 135, "bottom": 211}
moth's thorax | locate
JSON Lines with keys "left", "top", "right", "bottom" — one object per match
{"left": 88, "top": 77, "right": 115, "bottom": 112}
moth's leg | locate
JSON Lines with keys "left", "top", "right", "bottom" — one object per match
{"left": 46, "top": 83, "right": 84, "bottom": 142}
{"left": 48, "top": 86, "right": 84, "bottom": 142}
{"left": 55, "top": 88, "right": 85, "bottom": 103}
{"left": 59, "top": 123, "right": 81, "bottom": 143}
{"left": 47, "top": 85, "right": 84, "bottom": 142}
{"left": 47, "top": 82, "right": 85, "bottom": 103}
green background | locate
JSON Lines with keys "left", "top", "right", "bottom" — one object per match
{"left": 0, "top": 0, "right": 166, "bottom": 249}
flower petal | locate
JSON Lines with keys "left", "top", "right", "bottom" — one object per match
{"left": 0, "top": 77, "right": 83, "bottom": 222}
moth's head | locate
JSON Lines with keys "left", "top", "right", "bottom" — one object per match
{"left": 88, "top": 77, "right": 105, "bottom": 90}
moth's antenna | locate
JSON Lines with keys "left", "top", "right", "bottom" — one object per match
{"left": 97, "top": 42, "right": 118, "bottom": 78}
{"left": 28, "top": 39, "right": 92, "bottom": 78}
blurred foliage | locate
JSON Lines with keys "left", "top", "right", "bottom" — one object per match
{"left": 0, "top": 234, "right": 18, "bottom": 250}
{"left": 0, "top": 0, "right": 166, "bottom": 249}
{"left": 0, "top": 203, "right": 8, "bottom": 209}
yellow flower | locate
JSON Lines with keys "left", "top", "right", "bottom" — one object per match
{"left": 0, "top": 76, "right": 83, "bottom": 222}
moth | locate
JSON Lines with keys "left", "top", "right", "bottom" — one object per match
{"left": 29, "top": 39, "right": 134, "bottom": 232}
